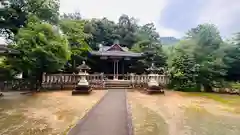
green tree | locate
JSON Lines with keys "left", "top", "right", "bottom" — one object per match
{"left": 223, "top": 33, "right": 240, "bottom": 81}
{"left": 0, "top": 0, "right": 60, "bottom": 39}
{"left": 61, "top": 12, "right": 82, "bottom": 20}
{"left": 131, "top": 23, "right": 166, "bottom": 73}
{"left": 136, "top": 23, "right": 160, "bottom": 42}
{"left": 168, "top": 45, "right": 199, "bottom": 91}
{"left": 189, "top": 24, "right": 225, "bottom": 91}
{"left": 59, "top": 18, "right": 91, "bottom": 72}
{"left": 169, "top": 24, "right": 226, "bottom": 91}
{"left": 116, "top": 14, "right": 138, "bottom": 48}
{"left": 87, "top": 18, "right": 118, "bottom": 48}
{"left": 131, "top": 43, "right": 166, "bottom": 73}
{"left": 6, "top": 16, "right": 70, "bottom": 89}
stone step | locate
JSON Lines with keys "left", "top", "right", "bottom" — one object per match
{"left": 105, "top": 84, "right": 130, "bottom": 86}
{"left": 104, "top": 82, "right": 130, "bottom": 85}
{"left": 104, "top": 80, "right": 131, "bottom": 89}
{"left": 104, "top": 84, "right": 131, "bottom": 89}
{"left": 104, "top": 87, "right": 132, "bottom": 89}
{"left": 104, "top": 85, "right": 131, "bottom": 88}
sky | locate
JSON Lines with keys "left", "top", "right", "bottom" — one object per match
{"left": 1, "top": 0, "right": 240, "bottom": 44}
{"left": 60, "top": 0, "right": 240, "bottom": 39}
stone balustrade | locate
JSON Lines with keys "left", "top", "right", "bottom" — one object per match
{"left": 129, "top": 74, "right": 168, "bottom": 85}
{"left": 41, "top": 73, "right": 169, "bottom": 89}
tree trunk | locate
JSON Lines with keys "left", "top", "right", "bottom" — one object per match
{"left": 71, "top": 56, "right": 76, "bottom": 73}
{"left": 35, "top": 72, "right": 43, "bottom": 91}
{"left": 204, "top": 84, "right": 213, "bottom": 92}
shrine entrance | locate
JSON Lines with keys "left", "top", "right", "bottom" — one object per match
{"left": 90, "top": 43, "right": 142, "bottom": 80}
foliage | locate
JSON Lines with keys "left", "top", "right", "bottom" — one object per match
{"left": 229, "top": 82, "right": 240, "bottom": 89}
{"left": 61, "top": 12, "right": 82, "bottom": 20}
{"left": 190, "top": 24, "right": 225, "bottom": 91}
{"left": 87, "top": 15, "right": 139, "bottom": 49}
{"left": 223, "top": 33, "right": 240, "bottom": 81}
{"left": 168, "top": 41, "right": 199, "bottom": 91}
{"left": 169, "top": 24, "right": 226, "bottom": 91}
{"left": 0, "top": 0, "right": 60, "bottom": 39}
{"left": 6, "top": 16, "right": 70, "bottom": 81}
{"left": 0, "top": 56, "right": 17, "bottom": 80}
{"left": 116, "top": 15, "right": 138, "bottom": 48}
{"left": 160, "top": 37, "right": 179, "bottom": 45}
{"left": 88, "top": 18, "right": 118, "bottom": 48}
{"left": 131, "top": 23, "right": 167, "bottom": 73}
{"left": 59, "top": 18, "right": 91, "bottom": 72}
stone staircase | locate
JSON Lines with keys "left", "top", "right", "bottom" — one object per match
{"left": 104, "top": 80, "right": 131, "bottom": 89}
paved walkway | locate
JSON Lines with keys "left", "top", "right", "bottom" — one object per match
{"left": 68, "top": 90, "right": 132, "bottom": 135}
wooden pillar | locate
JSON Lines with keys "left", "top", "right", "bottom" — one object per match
{"left": 116, "top": 60, "right": 119, "bottom": 80}
{"left": 122, "top": 60, "right": 124, "bottom": 80}
{"left": 113, "top": 60, "right": 116, "bottom": 79}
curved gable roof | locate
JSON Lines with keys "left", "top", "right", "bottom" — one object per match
{"left": 92, "top": 44, "right": 142, "bottom": 57}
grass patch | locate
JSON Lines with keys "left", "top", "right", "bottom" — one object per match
{"left": 181, "top": 92, "right": 240, "bottom": 114}
{"left": 230, "top": 82, "right": 240, "bottom": 89}
{"left": 184, "top": 105, "right": 240, "bottom": 135}
{"left": 181, "top": 92, "right": 240, "bottom": 105}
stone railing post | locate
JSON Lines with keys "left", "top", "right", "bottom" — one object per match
{"left": 100, "top": 73, "right": 104, "bottom": 81}
{"left": 100, "top": 73, "right": 104, "bottom": 89}
{"left": 129, "top": 73, "right": 134, "bottom": 83}
{"left": 42, "top": 72, "right": 46, "bottom": 83}
{"left": 130, "top": 73, "right": 135, "bottom": 88}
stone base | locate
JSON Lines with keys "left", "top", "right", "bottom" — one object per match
{"left": 72, "top": 85, "right": 92, "bottom": 95}
{"left": 146, "top": 85, "right": 164, "bottom": 94}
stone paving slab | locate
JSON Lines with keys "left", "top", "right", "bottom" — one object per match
{"left": 68, "top": 90, "right": 131, "bottom": 135}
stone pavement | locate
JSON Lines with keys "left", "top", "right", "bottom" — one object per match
{"left": 68, "top": 90, "right": 132, "bottom": 135}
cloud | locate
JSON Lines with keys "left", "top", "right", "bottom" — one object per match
{"left": 0, "top": 37, "right": 5, "bottom": 44}
{"left": 158, "top": 26, "right": 181, "bottom": 38}
{"left": 159, "top": 0, "right": 240, "bottom": 38}
{"left": 60, "top": 0, "right": 170, "bottom": 35}
{"left": 60, "top": 0, "right": 240, "bottom": 38}
{"left": 60, "top": 0, "right": 166, "bottom": 24}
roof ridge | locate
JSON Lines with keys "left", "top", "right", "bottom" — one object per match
{"left": 107, "top": 44, "right": 124, "bottom": 52}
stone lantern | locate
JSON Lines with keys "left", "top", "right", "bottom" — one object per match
{"left": 72, "top": 61, "right": 92, "bottom": 94}
{"left": 145, "top": 63, "right": 164, "bottom": 93}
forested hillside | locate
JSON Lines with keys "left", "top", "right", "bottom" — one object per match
{"left": 160, "top": 37, "right": 180, "bottom": 45}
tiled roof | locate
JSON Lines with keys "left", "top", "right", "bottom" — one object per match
{"left": 92, "top": 44, "right": 142, "bottom": 57}
{"left": 91, "top": 50, "right": 142, "bottom": 57}
{"left": 99, "top": 44, "right": 129, "bottom": 52}
{"left": 99, "top": 46, "right": 110, "bottom": 51}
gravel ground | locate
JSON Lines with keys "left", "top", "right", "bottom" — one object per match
{"left": 127, "top": 90, "right": 240, "bottom": 135}
{"left": 1, "top": 90, "right": 239, "bottom": 135}
{"left": 0, "top": 90, "right": 106, "bottom": 135}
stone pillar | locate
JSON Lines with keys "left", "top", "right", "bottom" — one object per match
{"left": 130, "top": 73, "right": 135, "bottom": 86}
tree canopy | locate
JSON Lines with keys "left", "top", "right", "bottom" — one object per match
{"left": 168, "top": 24, "right": 227, "bottom": 91}
{"left": 5, "top": 16, "right": 71, "bottom": 81}
{"left": 0, "top": 0, "right": 60, "bottom": 39}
